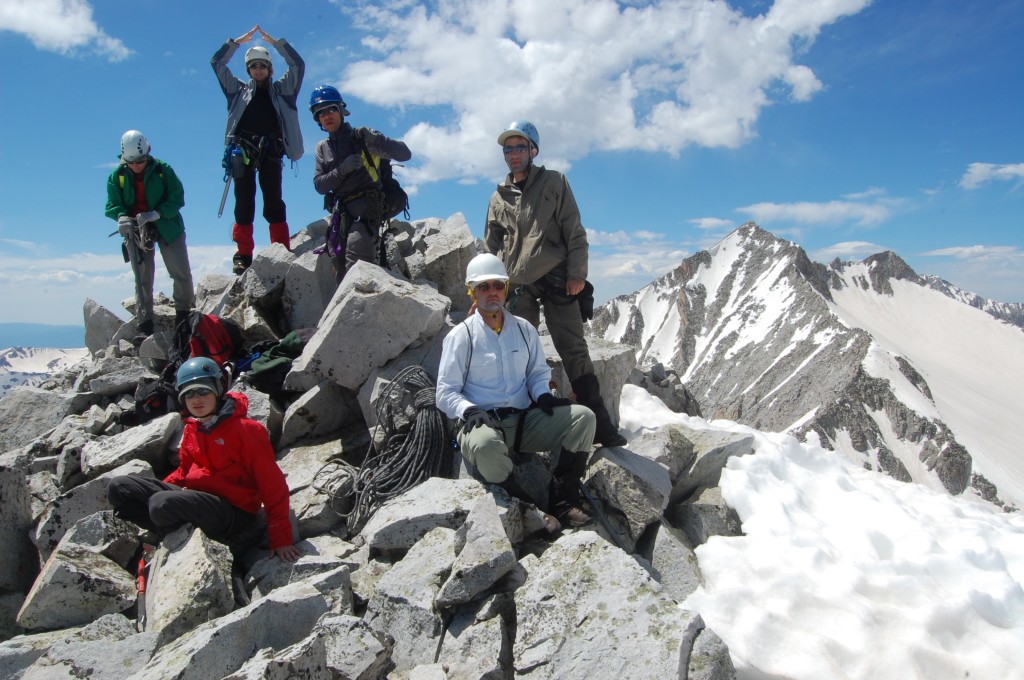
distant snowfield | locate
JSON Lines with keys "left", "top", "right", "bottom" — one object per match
{"left": 619, "top": 385, "right": 1024, "bottom": 680}
{"left": 0, "top": 346, "right": 89, "bottom": 395}
{"left": 828, "top": 270, "right": 1024, "bottom": 508}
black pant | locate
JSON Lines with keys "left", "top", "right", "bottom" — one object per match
{"left": 107, "top": 475, "right": 262, "bottom": 550}
{"left": 233, "top": 155, "right": 285, "bottom": 224}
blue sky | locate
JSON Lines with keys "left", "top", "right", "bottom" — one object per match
{"left": 0, "top": 0, "right": 1021, "bottom": 326}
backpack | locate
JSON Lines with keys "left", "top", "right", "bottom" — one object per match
{"left": 377, "top": 157, "right": 410, "bottom": 221}
{"left": 238, "top": 330, "right": 311, "bottom": 399}
{"left": 118, "top": 378, "right": 179, "bottom": 427}
{"left": 354, "top": 131, "right": 410, "bottom": 221}
{"left": 184, "top": 312, "right": 245, "bottom": 366}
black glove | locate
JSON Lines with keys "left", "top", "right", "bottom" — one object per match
{"left": 462, "top": 407, "right": 499, "bottom": 432}
{"left": 357, "top": 126, "right": 384, "bottom": 148}
{"left": 536, "top": 392, "right": 573, "bottom": 416}
{"left": 337, "top": 154, "right": 364, "bottom": 176}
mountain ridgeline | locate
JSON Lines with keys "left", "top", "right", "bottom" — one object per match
{"left": 591, "top": 222, "right": 1023, "bottom": 511}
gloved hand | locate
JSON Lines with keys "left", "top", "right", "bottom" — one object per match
{"left": 117, "top": 215, "right": 134, "bottom": 238}
{"left": 337, "top": 154, "right": 364, "bottom": 176}
{"left": 536, "top": 392, "right": 573, "bottom": 416}
{"left": 357, "top": 126, "right": 384, "bottom": 149}
{"left": 136, "top": 210, "right": 160, "bottom": 226}
{"left": 462, "top": 407, "right": 499, "bottom": 432}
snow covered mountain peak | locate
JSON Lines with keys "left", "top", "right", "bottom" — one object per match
{"left": 592, "top": 222, "right": 1023, "bottom": 509}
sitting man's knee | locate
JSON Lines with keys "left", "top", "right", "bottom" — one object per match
{"left": 473, "top": 451, "right": 514, "bottom": 484}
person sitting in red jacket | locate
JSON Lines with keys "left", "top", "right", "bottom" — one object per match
{"left": 108, "top": 357, "right": 301, "bottom": 562}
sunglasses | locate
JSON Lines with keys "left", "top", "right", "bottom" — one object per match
{"left": 248, "top": 62, "right": 269, "bottom": 71}
{"left": 182, "top": 387, "right": 215, "bottom": 399}
{"left": 474, "top": 281, "right": 506, "bottom": 293}
{"left": 503, "top": 144, "right": 530, "bottom": 155}
{"left": 315, "top": 105, "right": 341, "bottom": 119}
{"left": 125, "top": 158, "right": 147, "bottom": 165}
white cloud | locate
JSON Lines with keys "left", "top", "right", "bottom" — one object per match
{"left": 690, "top": 217, "right": 735, "bottom": 231}
{"left": 738, "top": 190, "right": 901, "bottom": 228}
{"left": 920, "top": 244, "right": 1022, "bottom": 261}
{"left": 587, "top": 229, "right": 634, "bottom": 247}
{"left": 0, "top": 244, "right": 234, "bottom": 325}
{"left": 916, "top": 246, "right": 1024, "bottom": 303}
{"left": 811, "top": 240, "right": 888, "bottom": 263}
{"left": 331, "top": 0, "right": 871, "bottom": 188}
{"left": 0, "top": 0, "right": 132, "bottom": 61}
{"left": 584, "top": 230, "right": 692, "bottom": 302}
{"left": 959, "top": 163, "right": 1024, "bottom": 190}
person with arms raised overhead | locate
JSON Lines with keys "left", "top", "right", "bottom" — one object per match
{"left": 436, "top": 253, "right": 597, "bottom": 530}
{"left": 212, "top": 25, "right": 304, "bottom": 275}
{"left": 108, "top": 357, "right": 301, "bottom": 562}
{"left": 484, "top": 120, "right": 627, "bottom": 448}
{"left": 105, "top": 129, "right": 194, "bottom": 344}
{"left": 309, "top": 84, "right": 411, "bottom": 282}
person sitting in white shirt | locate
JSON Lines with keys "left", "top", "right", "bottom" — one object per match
{"left": 435, "top": 253, "right": 596, "bottom": 529}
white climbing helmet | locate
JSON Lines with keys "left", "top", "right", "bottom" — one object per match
{"left": 120, "top": 130, "right": 150, "bottom": 163}
{"left": 465, "top": 253, "right": 509, "bottom": 287}
{"left": 245, "top": 46, "right": 272, "bottom": 67}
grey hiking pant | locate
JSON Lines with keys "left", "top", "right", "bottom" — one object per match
{"left": 456, "top": 404, "right": 596, "bottom": 484}
{"left": 345, "top": 219, "right": 378, "bottom": 270}
{"left": 509, "top": 282, "right": 594, "bottom": 383}
{"left": 130, "top": 232, "right": 195, "bottom": 324}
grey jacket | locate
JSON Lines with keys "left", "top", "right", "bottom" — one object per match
{"left": 211, "top": 39, "right": 305, "bottom": 161}
{"left": 313, "top": 123, "right": 411, "bottom": 198}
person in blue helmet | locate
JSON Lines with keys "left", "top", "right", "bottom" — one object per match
{"left": 484, "top": 120, "right": 628, "bottom": 449}
{"left": 309, "top": 84, "right": 411, "bottom": 282}
{"left": 107, "top": 357, "right": 301, "bottom": 561}
{"left": 212, "top": 25, "right": 304, "bottom": 275}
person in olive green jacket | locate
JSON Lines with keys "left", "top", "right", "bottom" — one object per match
{"left": 105, "top": 130, "right": 194, "bottom": 341}
{"left": 485, "top": 120, "right": 627, "bottom": 448}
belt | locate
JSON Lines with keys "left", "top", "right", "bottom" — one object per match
{"left": 491, "top": 407, "right": 523, "bottom": 419}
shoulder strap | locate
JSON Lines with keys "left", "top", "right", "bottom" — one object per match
{"left": 352, "top": 130, "right": 382, "bottom": 184}
{"left": 459, "top": 320, "right": 473, "bottom": 387}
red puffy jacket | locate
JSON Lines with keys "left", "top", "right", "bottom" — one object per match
{"left": 165, "top": 392, "right": 292, "bottom": 549}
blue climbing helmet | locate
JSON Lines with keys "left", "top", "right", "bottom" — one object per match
{"left": 309, "top": 85, "right": 349, "bottom": 119}
{"left": 497, "top": 120, "right": 540, "bottom": 151}
{"left": 175, "top": 357, "right": 224, "bottom": 397}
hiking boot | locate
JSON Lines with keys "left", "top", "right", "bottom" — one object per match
{"left": 132, "top": 319, "right": 154, "bottom": 347}
{"left": 593, "top": 422, "right": 627, "bottom": 448}
{"left": 232, "top": 253, "right": 252, "bottom": 276}
{"left": 556, "top": 505, "right": 592, "bottom": 527}
{"left": 571, "top": 374, "right": 628, "bottom": 448}
{"left": 541, "top": 512, "right": 561, "bottom": 534}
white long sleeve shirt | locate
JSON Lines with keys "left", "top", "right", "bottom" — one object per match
{"left": 435, "top": 311, "right": 551, "bottom": 421}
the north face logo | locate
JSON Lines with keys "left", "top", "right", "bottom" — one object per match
{"left": 215, "top": 438, "right": 225, "bottom": 446}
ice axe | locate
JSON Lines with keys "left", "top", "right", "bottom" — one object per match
{"left": 218, "top": 145, "right": 244, "bottom": 218}
{"left": 134, "top": 544, "right": 155, "bottom": 631}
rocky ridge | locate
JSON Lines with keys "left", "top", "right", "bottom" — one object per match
{"left": 0, "top": 214, "right": 739, "bottom": 679}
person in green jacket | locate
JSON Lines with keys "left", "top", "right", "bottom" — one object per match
{"left": 105, "top": 130, "right": 195, "bottom": 341}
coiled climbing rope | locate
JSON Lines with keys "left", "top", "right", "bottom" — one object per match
{"left": 345, "top": 365, "right": 450, "bottom": 534}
